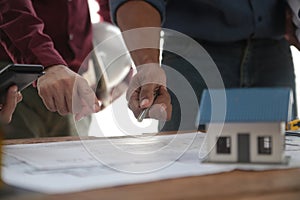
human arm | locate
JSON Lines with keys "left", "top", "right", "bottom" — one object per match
{"left": 111, "top": 0, "right": 172, "bottom": 120}
{"left": 0, "top": 85, "right": 22, "bottom": 124}
{"left": 0, "top": 0, "right": 100, "bottom": 119}
{"left": 285, "top": 2, "right": 300, "bottom": 50}
{"left": 0, "top": 0, "right": 66, "bottom": 67}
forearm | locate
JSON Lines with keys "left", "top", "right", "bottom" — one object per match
{"left": 116, "top": 0, "right": 161, "bottom": 66}
{"left": 0, "top": 0, "right": 66, "bottom": 67}
{"left": 97, "top": 0, "right": 112, "bottom": 23}
{"left": 113, "top": 1, "right": 172, "bottom": 120}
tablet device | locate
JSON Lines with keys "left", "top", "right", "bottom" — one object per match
{"left": 0, "top": 64, "right": 45, "bottom": 104}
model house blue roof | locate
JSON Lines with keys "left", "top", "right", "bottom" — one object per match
{"left": 197, "top": 88, "right": 293, "bottom": 124}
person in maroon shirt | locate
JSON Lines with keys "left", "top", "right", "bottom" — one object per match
{"left": 0, "top": 0, "right": 110, "bottom": 138}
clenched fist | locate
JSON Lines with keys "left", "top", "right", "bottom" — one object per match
{"left": 127, "top": 64, "right": 172, "bottom": 121}
{"left": 37, "top": 65, "right": 101, "bottom": 120}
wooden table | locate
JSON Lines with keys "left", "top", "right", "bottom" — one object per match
{"left": 2, "top": 136, "right": 300, "bottom": 200}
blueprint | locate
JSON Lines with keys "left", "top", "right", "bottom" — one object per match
{"left": 2, "top": 132, "right": 300, "bottom": 194}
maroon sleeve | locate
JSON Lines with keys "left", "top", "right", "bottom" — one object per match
{"left": 0, "top": 0, "right": 67, "bottom": 67}
{"left": 97, "top": 0, "right": 112, "bottom": 23}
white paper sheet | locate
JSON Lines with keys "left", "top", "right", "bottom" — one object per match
{"left": 2, "top": 132, "right": 300, "bottom": 194}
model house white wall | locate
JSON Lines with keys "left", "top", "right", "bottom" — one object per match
{"left": 206, "top": 122, "right": 285, "bottom": 163}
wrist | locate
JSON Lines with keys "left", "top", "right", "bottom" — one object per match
{"left": 136, "top": 62, "right": 161, "bottom": 73}
{"left": 45, "top": 64, "right": 68, "bottom": 72}
{"left": 131, "top": 49, "right": 160, "bottom": 67}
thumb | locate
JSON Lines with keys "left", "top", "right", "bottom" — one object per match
{"left": 139, "top": 84, "right": 158, "bottom": 109}
{"left": 77, "top": 77, "right": 101, "bottom": 112}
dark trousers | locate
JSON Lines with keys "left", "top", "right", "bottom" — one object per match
{"left": 159, "top": 38, "right": 296, "bottom": 132}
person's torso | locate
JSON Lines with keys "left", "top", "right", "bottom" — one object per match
{"left": 163, "top": 0, "right": 286, "bottom": 42}
{"left": 32, "top": 0, "right": 93, "bottom": 71}
{"left": 0, "top": 0, "right": 93, "bottom": 72}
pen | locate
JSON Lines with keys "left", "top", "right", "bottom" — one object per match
{"left": 137, "top": 91, "right": 158, "bottom": 122}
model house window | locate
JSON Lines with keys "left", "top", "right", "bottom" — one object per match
{"left": 258, "top": 136, "right": 272, "bottom": 154}
{"left": 216, "top": 137, "right": 231, "bottom": 154}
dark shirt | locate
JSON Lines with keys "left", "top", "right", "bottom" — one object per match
{"left": 110, "top": 0, "right": 286, "bottom": 42}
{"left": 0, "top": 0, "right": 110, "bottom": 72}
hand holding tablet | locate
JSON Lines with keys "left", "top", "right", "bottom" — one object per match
{"left": 0, "top": 64, "right": 44, "bottom": 123}
{"left": 0, "top": 64, "right": 44, "bottom": 104}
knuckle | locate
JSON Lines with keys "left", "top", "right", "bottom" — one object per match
{"left": 58, "top": 110, "right": 68, "bottom": 116}
{"left": 38, "top": 87, "right": 47, "bottom": 97}
{"left": 47, "top": 105, "right": 56, "bottom": 112}
{"left": 57, "top": 106, "right": 68, "bottom": 115}
{"left": 43, "top": 100, "right": 56, "bottom": 112}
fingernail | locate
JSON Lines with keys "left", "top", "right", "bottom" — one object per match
{"left": 140, "top": 99, "right": 149, "bottom": 107}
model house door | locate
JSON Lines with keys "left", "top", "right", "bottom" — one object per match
{"left": 238, "top": 133, "right": 250, "bottom": 163}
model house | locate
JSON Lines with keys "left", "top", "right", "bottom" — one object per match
{"left": 198, "top": 88, "right": 293, "bottom": 164}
